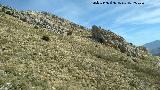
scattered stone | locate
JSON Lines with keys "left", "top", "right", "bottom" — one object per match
{"left": 0, "top": 83, "right": 12, "bottom": 90}
{"left": 157, "top": 61, "right": 160, "bottom": 67}
{"left": 0, "top": 69, "right": 5, "bottom": 76}
{"left": 52, "top": 87, "right": 56, "bottom": 90}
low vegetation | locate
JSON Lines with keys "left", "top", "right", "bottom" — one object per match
{"left": 0, "top": 11, "right": 160, "bottom": 90}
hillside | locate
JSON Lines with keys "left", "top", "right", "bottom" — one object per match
{"left": 144, "top": 40, "right": 160, "bottom": 56}
{"left": 0, "top": 5, "right": 160, "bottom": 90}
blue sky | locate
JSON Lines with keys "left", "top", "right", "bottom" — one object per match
{"left": 0, "top": 0, "right": 160, "bottom": 45}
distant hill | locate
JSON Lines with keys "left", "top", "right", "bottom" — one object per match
{"left": 144, "top": 40, "right": 160, "bottom": 56}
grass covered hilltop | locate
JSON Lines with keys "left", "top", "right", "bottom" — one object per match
{"left": 0, "top": 5, "right": 160, "bottom": 90}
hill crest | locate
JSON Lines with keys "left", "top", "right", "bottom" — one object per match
{"left": 0, "top": 5, "right": 149, "bottom": 59}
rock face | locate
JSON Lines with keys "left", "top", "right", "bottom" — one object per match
{"left": 0, "top": 5, "right": 88, "bottom": 34}
{"left": 91, "top": 25, "right": 148, "bottom": 58}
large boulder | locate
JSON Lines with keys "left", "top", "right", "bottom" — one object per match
{"left": 91, "top": 25, "right": 148, "bottom": 58}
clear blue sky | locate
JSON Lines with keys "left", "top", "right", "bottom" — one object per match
{"left": 0, "top": 0, "right": 160, "bottom": 46}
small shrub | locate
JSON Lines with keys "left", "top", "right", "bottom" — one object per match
{"left": 5, "top": 10, "right": 13, "bottom": 15}
{"left": 41, "top": 35, "right": 50, "bottom": 41}
{"left": 67, "top": 30, "right": 73, "bottom": 36}
{"left": 34, "top": 25, "right": 39, "bottom": 29}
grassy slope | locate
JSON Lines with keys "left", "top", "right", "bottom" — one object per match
{"left": 0, "top": 12, "right": 160, "bottom": 90}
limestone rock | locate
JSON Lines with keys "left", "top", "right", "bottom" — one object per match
{"left": 91, "top": 25, "right": 148, "bottom": 58}
{"left": 0, "top": 5, "right": 88, "bottom": 35}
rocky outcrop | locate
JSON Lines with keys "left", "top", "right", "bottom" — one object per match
{"left": 0, "top": 5, "right": 149, "bottom": 59}
{"left": 91, "top": 25, "right": 148, "bottom": 58}
{"left": 0, "top": 5, "right": 88, "bottom": 34}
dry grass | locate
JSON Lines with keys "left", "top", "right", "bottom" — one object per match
{"left": 0, "top": 12, "right": 160, "bottom": 90}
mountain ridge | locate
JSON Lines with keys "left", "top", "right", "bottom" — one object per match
{"left": 144, "top": 40, "right": 160, "bottom": 56}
